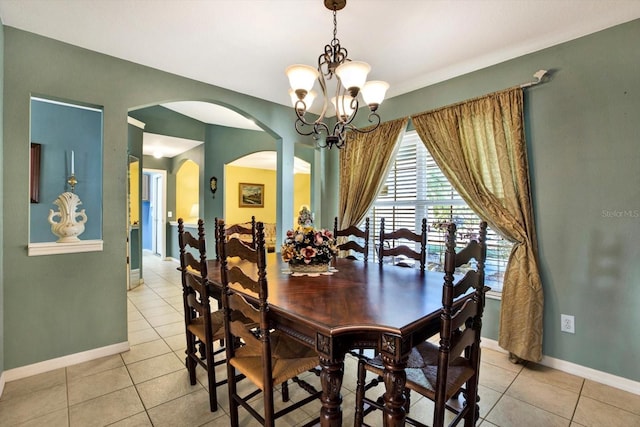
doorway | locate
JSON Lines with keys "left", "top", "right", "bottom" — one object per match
{"left": 142, "top": 168, "right": 167, "bottom": 259}
{"left": 127, "top": 155, "right": 141, "bottom": 290}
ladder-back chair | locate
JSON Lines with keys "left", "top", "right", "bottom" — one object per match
{"left": 177, "top": 218, "right": 226, "bottom": 412}
{"left": 219, "top": 220, "right": 322, "bottom": 427}
{"left": 356, "top": 221, "right": 488, "bottom": 427}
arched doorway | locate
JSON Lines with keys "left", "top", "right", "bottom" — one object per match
{"left": 127, "top": 100, "right": 283, "bottom": 273}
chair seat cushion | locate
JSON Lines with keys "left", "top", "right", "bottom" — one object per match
{"left": 187, "top": 308, "right": 257, "bottom": 344}
{"left": 230, "top": 330, "right": 318, "bottom": 389}
{"left": 187, "top": 310, "right": 226, "bottom": 342}
{"left": 365, "top": 341, "right": 475, "bottom": 401}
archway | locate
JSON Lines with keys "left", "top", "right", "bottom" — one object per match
{"left": 127, "top": 99, "right": 291, "bottom": 266}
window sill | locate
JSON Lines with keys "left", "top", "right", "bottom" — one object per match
{"left": 486, "top": 290, "right": 502, "bottom": 301}
{"left": 28, "top": 240, "right": 104, "bottom": 256}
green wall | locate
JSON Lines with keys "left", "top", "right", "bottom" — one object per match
{"left": 2, "top": 27, "right": 308, "bottom": 369}
{"left": 378, "top": 20, "right": 640, "bottom": 380}
{"left": 2, "top": 19, "right": 639, "bottom": 384}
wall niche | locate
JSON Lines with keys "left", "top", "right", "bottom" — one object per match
{"left": 28, "top": 96, "right": 104, "bottom": 255}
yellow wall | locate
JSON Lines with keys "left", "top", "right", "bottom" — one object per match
{"left": 293, "top": 172, "right": 311, "bottom": 229}
{"left": 225, "top": 165, "right": 310, "bottom": 227}
{"left": 176, "top": 159, "right": 199, "bottom": 221}
{"left": 129, "top": 160, "right": 139, "bottom": 225}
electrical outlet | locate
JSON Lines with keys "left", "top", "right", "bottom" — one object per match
{"left": 167, "top": 211, "right": 173, "bottom": 218}
{"left": 561, "top": 314, "right": 575, "bottom": 333}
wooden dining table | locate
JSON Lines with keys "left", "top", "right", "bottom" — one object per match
{"left": 207, "top": 253, "right": 466, "bottom": 427}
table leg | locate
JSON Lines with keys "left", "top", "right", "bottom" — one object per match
{"left": 319, "top": 356, "right": 344, "bottom": 427}
{"left": 382, "top": 356, "right": 408, "bottom": 426}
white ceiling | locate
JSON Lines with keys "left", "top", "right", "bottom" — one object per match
{"left": 142, "top": 132, "right": 203, "bottom": 159}
{"left": 161, "top": 101, "right": 263, "bottom": 132}
{"left": 3, "top": 0, "right": 640, "bottom": 160}
{"left": 229, "top": 151, "right": 311, "bottom": 175}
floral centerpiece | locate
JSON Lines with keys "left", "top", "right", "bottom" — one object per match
{"left": 281, "top": 226, "right": 337, "bottom": 273}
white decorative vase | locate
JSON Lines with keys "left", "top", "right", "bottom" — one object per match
{"left": 48, "top": 192, "right": 88, "bottom": 243}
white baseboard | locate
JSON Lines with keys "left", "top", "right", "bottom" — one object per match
{"left": 0, "top": 371, "right": 5, "bottom": 398}
{"left": 481, "top": 338, "right": 639, "bottom": 395}
{"left": 130, "top": 268, "right": 141, "bottom": 285}
{"left": 3, "top": 341, "right": 129, "bottom": 383}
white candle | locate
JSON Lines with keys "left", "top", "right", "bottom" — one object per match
{"left": 71, "top": 150, "right": 75, "bottom": 175}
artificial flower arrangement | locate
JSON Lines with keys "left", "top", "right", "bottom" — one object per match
{"left": 281, "top": 226, "right": 337, "bottom": 266}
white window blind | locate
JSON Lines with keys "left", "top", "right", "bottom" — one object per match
{"left": 364, "top": 131, "right": 512, "bottom": 293}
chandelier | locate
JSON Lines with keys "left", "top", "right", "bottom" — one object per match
{"left": 286, "top": 0, "right": 389, "bottom": 149}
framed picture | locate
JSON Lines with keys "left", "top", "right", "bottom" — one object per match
{"left": 239, "top": 183, "right": 264, "bottom": 208}
{"left": 30, "top": 143, "right": 41, "bottom": 203}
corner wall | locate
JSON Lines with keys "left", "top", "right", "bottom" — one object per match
{"left": 0, "top": 19, "right": 5, "bottom": 393}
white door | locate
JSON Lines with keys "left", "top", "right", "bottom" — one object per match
{"left": 152, "top": 174, "right": 162, "bottom": 255}
{"left": 144, "top": 168, "right": 167, "bottom": 259}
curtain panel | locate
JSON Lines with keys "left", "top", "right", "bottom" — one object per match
{"left": 337, "top": 118, "right": 408, "bottom": 231}
{"left": 411, "top": 88, "right": 544, "bottom": 362}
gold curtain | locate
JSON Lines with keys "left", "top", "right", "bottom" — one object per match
{"left": 338, "top": 117, "right": 408, "bottom": 230}
{"left": 411, "top": 88, "right": 544, "bottom": 362}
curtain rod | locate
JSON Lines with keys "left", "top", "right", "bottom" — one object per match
{"left": 520, "top": 69, "right": 548, "bottom": 88}
{"left": 410, "top": 69, "right": 549, "bottom": 120}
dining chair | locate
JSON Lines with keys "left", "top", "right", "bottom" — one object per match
{"left": 177, "top": 217, "right": 227, "bottom": 412}
{"left": 218, "top": 220, "right": 322, "bottom": 427}
{"left": 378, "top": 217, "right": 427, "bottom": 272}
{"left": 333, "top": 216, "right": 370, "bottom": 262}
{"left": 226, "top": 215, "right": 256, "bottom": 248}
{"left": 214, "top": 216, "right": 222, "bottom": 261}
{"left": 356, "top": 221, "right": 488, "bottom": 427}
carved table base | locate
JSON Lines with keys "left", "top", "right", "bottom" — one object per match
{"left": 319, "top": 357, "right": 344, "bottom": 426}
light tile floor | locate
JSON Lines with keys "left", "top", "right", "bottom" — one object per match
{"left": 1, "top": 253, "right": 639, "bottom": 426}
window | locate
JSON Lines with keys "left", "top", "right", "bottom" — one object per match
{"left": 364, "top": 131, "right": 512, "bottom": 293}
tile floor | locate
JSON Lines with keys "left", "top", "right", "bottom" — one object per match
{"left": 1, "top": 253, "right": 639, "bottom": 426}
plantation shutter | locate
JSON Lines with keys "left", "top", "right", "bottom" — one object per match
{"left": 364, "top": 131, "right": 512, "bottom": 292}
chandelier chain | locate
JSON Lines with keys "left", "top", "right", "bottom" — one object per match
{"left": 332, "top": 5, "right": 338, "bottom": 43}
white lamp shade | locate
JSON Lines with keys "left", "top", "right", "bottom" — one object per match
{"left": 335, "top": 61, "right": 370, "bottom": 90}
{"left": 189, "top": 203, "right": 199, "bottom": 218}
{"left": 285, "top": 64, "right": 319, "bottom": 93}
{"left": 289, "top": 89, "right": 316, "bottom": 109}
{"left": 361, "top": 80, "right": 390, "bottom": 106}
{"left": 331, "top": 95, "right": 355, "bottom": 118}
